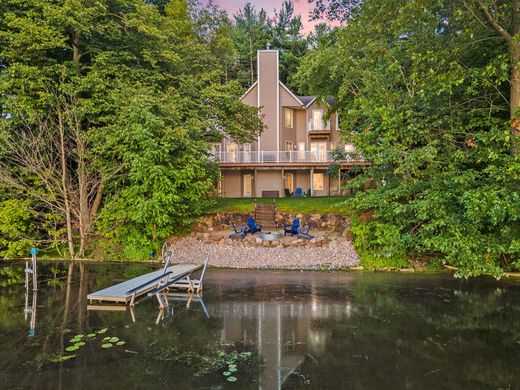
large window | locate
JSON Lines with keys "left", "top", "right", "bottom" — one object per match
{"left": 313, "top": 173, "right": 324, "bottom": 191}
{"left": 284, "top": 108, "right": 294, "bottom": 128}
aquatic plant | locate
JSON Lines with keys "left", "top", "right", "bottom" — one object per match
{"left": 154, "top": 342, "right": 254, "bottom": 381}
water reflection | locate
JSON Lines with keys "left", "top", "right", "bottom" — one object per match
{"left": 23, "top": 290, "right": 37, "bottom": 337}
{"left": 1, "top": 263, "right": 520, "bottom": 389}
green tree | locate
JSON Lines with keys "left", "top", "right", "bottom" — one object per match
{"left": 0, "top": 0, "right": 262, "bottom": 259}
{"left": 230, "top": 1, "right": 308, "bottom": 92}
{"left": 298, "top": 0, "right": 520, "bottom": 276}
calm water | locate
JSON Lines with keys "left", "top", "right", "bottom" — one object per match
{"left": 1, "top": 262, "right": 520, "bottom": 389}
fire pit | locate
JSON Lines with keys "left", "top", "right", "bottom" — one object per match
{"left": 258, "top": 232, "right": 282, "bottom": 241}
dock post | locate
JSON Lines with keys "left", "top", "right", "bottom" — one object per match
{"left": 30, "top": 247, "right": 38, "bottom": 291}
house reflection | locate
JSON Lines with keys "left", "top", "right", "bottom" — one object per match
{"left": 210, "top": 290, "right": 353, "bottom": 389}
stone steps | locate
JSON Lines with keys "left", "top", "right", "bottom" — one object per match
{"left": 255, "top": 204, "right": 277, "bottom": 227}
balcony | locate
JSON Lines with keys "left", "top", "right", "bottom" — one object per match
{"left": 308, "top": 119, "right": 330, "bottom": 132}
{"left": 212, "top": 150, "right": 364, "bottom": 165}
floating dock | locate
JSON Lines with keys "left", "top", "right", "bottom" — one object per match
{"left": 87, "top": 264, "right": 201, "bottom": 305}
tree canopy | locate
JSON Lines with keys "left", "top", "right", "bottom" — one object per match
{"left": 298, "top": 0, "right": 520, "bottom": 276}
{"left": 0, "top": 0, "right": 262, "bottom": 259}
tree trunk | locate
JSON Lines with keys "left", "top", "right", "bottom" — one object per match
{"left": 77, "top": 134, "right": 88, "bottom": 257}
{"left": 249, "top": 36, "right": 254, "bottom": 85}
{"left": 512, "top": 43, "right": 520, "bottom": 153}
{"left": 57, "top": 106, "right": 76, "bottom": 259}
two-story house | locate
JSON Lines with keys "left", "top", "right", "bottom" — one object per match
{"left": 213, "top": 49, "right": 366, "bottom": 198}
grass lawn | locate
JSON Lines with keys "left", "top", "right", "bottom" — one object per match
{"left": 207, "top": 196, "right": 352, "bottom": 216}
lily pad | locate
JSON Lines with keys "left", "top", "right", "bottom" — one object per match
{"left": 65, "top": 345, "right": 79, "bottom": 352}
{"left": 116, "top": 341, "right": 126, "bottom": 346}
{"left": 69, "top": 338, "right": 81, "bottom": 343}
{"left": 97, "top": 328, "right": 108, "bottom": 334}
{"left": 228, "top": 366, "right": 237, "bottom": 373}
{"left": 101, "top": 343, "right": 113, "bottom": 349}
{"left": 223, "top": 371, "right": 231, "bottom": 376}
{"left": 74, "top": 334, "right": 84, "bottom": 338}
{"left": 86, "top": 333, "right": 96, "bottom": 338}
{"left": 74, "top": 342, "right": 85, "bottom": 347}
{"left": 227, "top": 376, "right": 237, "bottom": 382}
{"left": 103, "top": 337, "right": 111, "bottom": 341}
{"left": 109, "top": 337, "right": 119, "bottom": 343}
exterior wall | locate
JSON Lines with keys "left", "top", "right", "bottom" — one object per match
{"left": 295, "top": 110, "right": 308, "bottom": 149}
{"left": 222, "top": 171, "right": 241, "bottom": 198}
{"left": 296, "top": 171, "right": 310, "bottom": 193}
{"left": 242, "top": 83, "right": 258, "bottom": 107}
{"left": 257, "top": 51, "right": 279, "bottom": 152}
{"left": 220, "top": 169, "right": 341, "bottom": 198}
{"left": 256, "top": 170, "right": 283, "bottom": 197}
{"left": 279, "top": 83, "right": 301, "bottom": 107}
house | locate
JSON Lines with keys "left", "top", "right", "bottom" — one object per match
{"left": 212, "top": 49, "right": 367, "bottom": 198}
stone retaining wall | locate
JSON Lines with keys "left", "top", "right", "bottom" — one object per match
{"left": 193, "top": 212, "right": 353, "bottom": 238}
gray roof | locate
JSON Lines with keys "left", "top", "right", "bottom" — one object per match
{"left": 296, "top": 96, "right": 315, "bottom": 106}
{"left": 296, "top": 96, "right": 336, "bottom": 107}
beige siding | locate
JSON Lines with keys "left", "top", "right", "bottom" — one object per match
{"left": 295, "top": 110, "right": 308, "bottom": 148}
{"left": 296, "top": 171, "right": 310, "bottom": 193}
{"left": 241, "top": 83, "right": 258, "bottom": 107}
{"left": 258, "top": 51, "right": 278, "bottom": 151}
{"left": 256, "top": 171, "right": 283, "bottom": 197}
{"left": 222, "top": 171, "right": 241, "bottom": 198}
{"left": 279, "top": 83, "right": 301, "bottom": 107}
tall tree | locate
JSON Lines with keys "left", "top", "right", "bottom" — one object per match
{"left": 230, "top": 1, "right": 308, "bottom": 92}
{"left": 0, "top": 0, "right": 262, "bottom": 259}
{"left": 298, "top": 0, "right": 520, "bottom": 276}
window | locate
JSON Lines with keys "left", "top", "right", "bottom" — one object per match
{"left": 243, "top": 143, "right": 251, "bottom": 162}
{"left": 313, "top": 173, "right": 324, "bottom": 191}
{"left": 284, "top": 108, "right": 294, "bottom": 128}
{"left": 298, "top": 142, "right": 306, "bottom": 160}
{"left": 285, "top": 141, "right": 293, "bottom": 161}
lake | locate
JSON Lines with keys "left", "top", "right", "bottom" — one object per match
{"left": 1, "top": 261, "right": 519, "bottom": 389}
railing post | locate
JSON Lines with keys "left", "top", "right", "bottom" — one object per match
{"left": 261, "top": 150, "right": 264, "bottom": 163}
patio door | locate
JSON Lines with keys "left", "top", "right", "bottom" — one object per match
{"left": 226, "top": 142, "right": 237, "bottom": 162}
{"left": 311, "top": 142, "right": 327, "bottom": 161}
{"left": 285, "top": 141, "right": 293, "bottom": 161}
{"left": 243, "top": 144, "right": 251, "bottom": 162}
{"left": 243, "top": 174, "right": 252, "bottom": 197}
{"left": 285, "top": 173, "right": 295, "bottom": 193}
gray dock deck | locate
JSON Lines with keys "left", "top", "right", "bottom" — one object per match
{"left": 87, "top": 264, "right": 201, "bottom": 304}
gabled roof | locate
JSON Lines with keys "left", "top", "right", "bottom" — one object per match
{"left": 279, "top": 81, "right": 304, "bottom": 106}
{"left": 297, "top": 96, "right": 316, "bottom": 107}
{"left": 240, "top": 81, "right": 258, "bottom": 100}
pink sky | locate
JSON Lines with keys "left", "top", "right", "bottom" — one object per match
{"left": 211, "top": 0, "right": 335, "bottom": 34}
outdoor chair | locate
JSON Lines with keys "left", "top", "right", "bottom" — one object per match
{"left": 294, "top": 187, "right": 303, "bottom": 197}
{"left": 284, "top": 188, "right": 292, "bottom": 197}
{"left": 284, "top": 218, "right": 315, "bottom": 239}
{"left": 229, "top": 221, "right": 247, "bottom": 239}
{"left": 247, "top": 217, "right": 262, "bottom": 234}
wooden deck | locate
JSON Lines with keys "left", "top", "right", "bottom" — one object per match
{"left": 87, "top": 264, "right": 201, "bottom": 304}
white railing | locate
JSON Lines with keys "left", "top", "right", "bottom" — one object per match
{"left": 212, "top": 150, "right": 363, "bottom": 164}
{"left": 308, "top": 119, "right": 330, "bottom": 131}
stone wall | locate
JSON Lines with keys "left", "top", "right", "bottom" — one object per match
{"left": 193, "top": 212, "right": 352, "bottom": 236}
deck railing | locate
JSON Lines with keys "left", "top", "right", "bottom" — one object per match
{"left": 212, "top": 150, "right": 363, "bottom": 164}
{"left": 308, "top": 119, "right": 331, "bottom": 131}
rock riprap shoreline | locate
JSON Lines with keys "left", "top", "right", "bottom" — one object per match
{"left": 169, "top": 231, "right": 360, "bottom": 269}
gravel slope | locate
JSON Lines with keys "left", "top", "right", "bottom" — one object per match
{"left": 169, "top": 237, "right": 360, "bottom": 269}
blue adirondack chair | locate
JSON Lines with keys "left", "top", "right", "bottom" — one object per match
{"left": 247, "top": 217, "right": 262, "bottom": 234}
{"left": 294, "top": 187, "right": 303, "bottom": 197}
{"left": 229, "top": 221, "right": 247, "bottom": 239}
{"left": 284, "top": 218, "right": 314, "bottom": 239}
